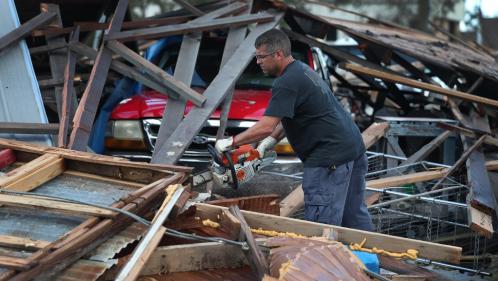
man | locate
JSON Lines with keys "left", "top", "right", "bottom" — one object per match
{"left": 215, "top": 29, "right": 373, "bottom": 231}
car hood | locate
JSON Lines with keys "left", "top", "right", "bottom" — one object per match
{"left": 110, "top": 88, "right": 271, "bottom": 121}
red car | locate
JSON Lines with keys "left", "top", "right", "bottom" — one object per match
{"left": 104, "top": 36, "right": 331, "bottom": 168}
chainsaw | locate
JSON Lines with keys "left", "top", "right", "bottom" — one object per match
{"left": 208, "top": 144, "right": 276, "bottom": 189}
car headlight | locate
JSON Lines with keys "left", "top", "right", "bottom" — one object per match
{"left": 105, "top": 120, "right": 146, "bottom": 150}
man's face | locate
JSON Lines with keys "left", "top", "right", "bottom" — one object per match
{"left": 255, "top": 44, "right": 280, "bottom": 77}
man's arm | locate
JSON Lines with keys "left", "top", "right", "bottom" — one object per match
{"left": 233, "top": 116, "right": 282, "bottom": 146}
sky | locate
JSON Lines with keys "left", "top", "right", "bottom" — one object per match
{"left": 466, "top": 0, "right": 498, "bottom": 17}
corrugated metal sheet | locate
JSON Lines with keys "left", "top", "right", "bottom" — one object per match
{"left": 55, "top": 223, "right": 147, "bottom": 281}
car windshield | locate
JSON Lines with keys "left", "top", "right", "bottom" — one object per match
{"left": 155, "top": 37, "right": 309, "bottom": 90}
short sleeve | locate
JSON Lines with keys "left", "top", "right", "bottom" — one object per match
{"left": 264, "top": 85, "right": 298, "bottom": 119}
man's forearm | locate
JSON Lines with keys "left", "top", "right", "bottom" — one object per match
{"left": 233, "top": 116, "right": 281, "bottom": 146}
{"left": 271, "top": 123, "right": 285, "bottom": 141}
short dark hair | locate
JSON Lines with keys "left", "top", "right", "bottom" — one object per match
{"left": 255, "top": 29, "right": 291, "bottom": 57}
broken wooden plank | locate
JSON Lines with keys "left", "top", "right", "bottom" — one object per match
{"left": 431, "top": 134, "right": 487, "bottom": 191}
{"left": 436, "top": 122, "right": 498, "bottom": 147}
{"left": 32, "top": 16, "right": 193, "bottom": 37}
{"left": 208, "top": 194, "right": 280, "bottom": 215}
{"left": 58, "top": 27, "right": 79, "bottom": 148}
{"left": 141, "top": 242, "right": 248, "bottom": 275}
{"left": 0, "top": 153, "right": 64, "bottom": 191}
{"left": 340, "top": 63, "right": 498, "bottom": 108}
{"left": 0, "top": 235, "right": 50, "bottom": 251}
{"left": 229, "top": 205, "right": 269, "bottom": 280}
{"left": 279, "top": 184, "right": 304, "bottom": 217}
{"left": 0, "top": 11, "right": 56, "bottom": 53}
{"left": 195, "top": 203, "right": 462, "bottom": 263}
{"left": 468, "top": 205, "right": 493, "bottom": 239}
{"left": 152, "top": 12, "right": 283, "bottom": 164}
{"left": 400, "top": 130, "right": 451, "bottom": 168}
{"left": 115, "top": 185, "right": 185, "bottom": 281}
{"left": 108, "top": 13, "right": 275, "bottom": 42}
{"left": 0, "top": 256, "right": 34, "bottom": 271}
{"left": 486, "top": 160, "right": 498, "bottom": 171}
{"left": 367, "top": 169, "right": 448, "bottom": 189}
{"left": 151, "top": 2, "right": 248, "bottom": 158}
{"left": 106, "top": 40, "right": 206, "bottom": 107}
{"left": 173, "top": 0, "right": 204, "bottom": 16}
{"left": 68, "top": 0, "right": 128, "bottom": 151}
{"left": 0, "top": 193, "right": 117, "bottom": 217}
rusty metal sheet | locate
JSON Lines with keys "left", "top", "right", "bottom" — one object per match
{"left": 207, "top": 194, "right": 280, "bottom": 215}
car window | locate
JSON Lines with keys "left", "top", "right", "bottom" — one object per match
{"left": 155, "top": 38, "right": 310, "bottom": 90}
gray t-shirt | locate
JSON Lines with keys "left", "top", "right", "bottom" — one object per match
{"left": 264, "top": 60, "right": 365, "bottom": 167}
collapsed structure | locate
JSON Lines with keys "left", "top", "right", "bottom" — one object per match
{"left": 0, "top": 0, "right": 497, "bottom": 280}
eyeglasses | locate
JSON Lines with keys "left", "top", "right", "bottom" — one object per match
{"left": 255, "top": 50, "right": 278, "bottom": 60}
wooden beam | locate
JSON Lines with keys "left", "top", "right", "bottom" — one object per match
{"left": 0, "top": 193, "right": 117, "bottom": 217}
{"left": 0, "top": 256, "right": 34, "bottom": 271}
{"left": 41, "top": 4, "right": 68, "bottom": 119}
{"left": 229, "top": 205, "right": 269, "bottom": 280}
{"left": 468, "top": 205, "right": 494, "bottom": 239}
{"left": 0, "top": 11, "right": 56, "bottom": 53}
{"left": 106, "top": 40, "right": 206, "bottom": 107}
{"left": 0, "top": 154, "right": 64, "bottom": 191}
{"left": 116, "top": 185, "right": 185, "bottom": 281}
{"left": 486, "top": 160, "right": 498, "bottom": 171}
{"left": 149, "top": 2, "right": 249, "bottom": 159}
{"left": 362, "top": 122, "right": 389, "bottom": 149}
{"left": 0, "top": 123, "right": 62, "bottom": 134}
{"left": 436, "top": 122, "right": 498, "bottom": 147}
{"left": 0, "top": 235, "right": 50, "bottom": 251}
{"left": 68, "top": 0, "right": 128, "bottom": 151}
{"left": 140, "top": 242, "right": 247, "bottom": 275}
{"left": 152, "top": 12, "right": 283, "bottom": 164}
{"left": 32, "top": 16, "right": 193, "bottom": 37}
{"left": 431, "top": 135, "right": 487, "bottom": 191}
{"left": 366, "top": 169, "right": 448, "bottom": 189}
{"left": 58, "top": 27, "right": 79, "bottom": 148}
{"left": 107, "top": 13, "right": 275, "bottom": 42}
{"left": 340, "top": 63, "right": 498, "bottom": 109}
{"left": 195, "top": 203, "right": 462, "bottom": 263}
{"left": 69, "top": 41, "right": 175, "bottom": 98}
{"left": 216, "top": 1, "right": 254, "bottom": 140}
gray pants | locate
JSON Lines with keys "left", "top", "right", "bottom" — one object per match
{"left": 303, "top": 153, "right": 374, "bottom": 231}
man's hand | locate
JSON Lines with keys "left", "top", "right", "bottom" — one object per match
{"left": 215, "top": 137, "right": 234, "bottom": 154}
{"left": 256, "top": 136, "right": 277, "bottom": 157}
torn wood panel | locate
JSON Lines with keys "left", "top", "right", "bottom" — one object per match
{"left": 108, "top": 13, "right": 275, "bottom": 42}
{"left": 68, "top": 0, "right": 128, "bottom": 151}
{"left": 467, "top": 205, "right": 494, "bottom": 239}
{"left": 340, "top": 63, "right": 498, "bottom": 109}
{"left": 0, "top": 11, "right": 56, "bottom": 53}
{"left": 151, "top": 13, "right": 283, "bottom": 164}
{"left": 151, "top": 2, "right": 249, "bottom": 159}
{"left": 0, "top": 193, "right": 117, "bottom": 218}
{"left": 115, "top": 185, "right": 185, "bottom": 281}
{"left": 106, "top": 40, "right": 206, "bottom": 106}
{"left": 195, "top": 203, "right": 462, "bottom": 263}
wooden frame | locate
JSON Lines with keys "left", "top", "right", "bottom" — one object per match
{"left": 0, "top": 138, "right": 187, "bottom": 280}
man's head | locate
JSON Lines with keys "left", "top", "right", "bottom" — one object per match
{"left": 254, "top": 29, "right": 293, "bottom": 77}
